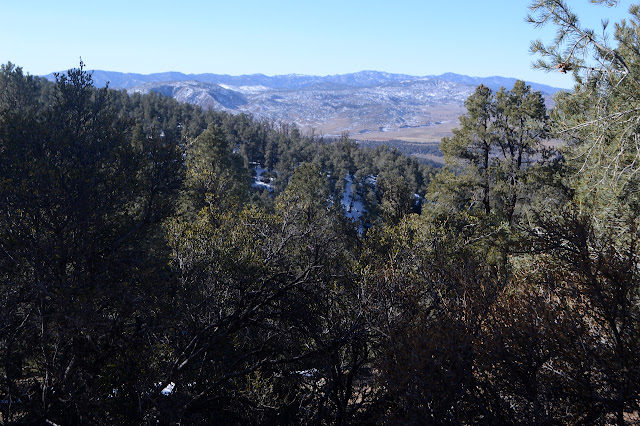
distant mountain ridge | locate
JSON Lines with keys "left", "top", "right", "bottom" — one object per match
{"left": 41, "top": 70, "right": 562, "bottom": 140}
{"left": 42, "top": 70, "right": 562, "bottom": 95}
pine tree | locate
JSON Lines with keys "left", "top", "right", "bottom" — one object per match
{"left": 434, "top": 81, "right": 548, "bottom": 224}
{"left": 440, "top": 84, "right": 494, "bottom": 215}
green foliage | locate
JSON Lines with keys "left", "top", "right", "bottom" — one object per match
{"left": 434, "top": 81, "right": 549, "bottom": 225}
{"left": 376, "top": 173, "right": 415, "bottom": 224}
{"left": 439, "top": 84, "right": 495, "bottom": 215}
{"left": 529, "top": 0, "right": 640, "bottom": 200}
{"left": 181, "top": 123, "right": 250, "bottom": 217}
{"left": 0, "top": 63, "right": 183, "bottom": 423}
{"left": 158, "top": 158, "right": 367, "bottom": 422}
{"left": 7, "top": 37, "right": 640, "bottom": 422}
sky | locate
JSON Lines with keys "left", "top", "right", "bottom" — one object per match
{"left": 1, "top": 0, "right": 634, "bottom": 89}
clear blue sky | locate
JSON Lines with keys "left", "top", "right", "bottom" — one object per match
{"left": 1, "top": 0, "right": 633, "bottom": 89}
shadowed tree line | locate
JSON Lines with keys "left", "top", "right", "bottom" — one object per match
{"left": 2, "top": 2, "right": 640, "bottom": 422}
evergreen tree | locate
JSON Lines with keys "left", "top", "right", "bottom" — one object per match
{"left": 0, "top": 63, "right": 183, "bottom": 423}
{"left": 440, "top": 84, "right": 495, "bottom": 215}
{"left": 434, "top": 80, "right": 549, "bottom": 225}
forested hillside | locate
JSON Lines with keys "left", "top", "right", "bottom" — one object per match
{"left": 2, "top": 1, "right": 640, "bottom": 424}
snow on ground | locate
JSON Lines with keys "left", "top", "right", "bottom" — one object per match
{"left": 161, "top": 382, "right": 175, "bottom": 395}
{"left": 251, "top": 163, "right": 274, "bottom": 192}
{"left": 218, "top": 84, "right": 270, "bottom": 94}
{"left": 341, "top": 173, "right": 365, "bottom": 222}
{"left": 250, "top": 167, "right": 367, "bottom": 228}
{"left": 295, "top": 368, "right": 319, "bottom": 378}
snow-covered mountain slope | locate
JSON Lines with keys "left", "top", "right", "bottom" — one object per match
{"left": 54, "top": 70, "right": 560, "bottom": 139}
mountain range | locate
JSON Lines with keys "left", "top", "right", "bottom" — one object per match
{"left": 43, "top": 70, "right": 563, "bottom": 142}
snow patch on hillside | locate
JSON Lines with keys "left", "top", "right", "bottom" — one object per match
{"left": 219, "top": 84, "right": 270, "bottom": 94}
{"left": 341, "top": 173, "right": 365, "bottom": 222}
{"left": 251, "top": 163, "right": 274, "bottom": 192}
